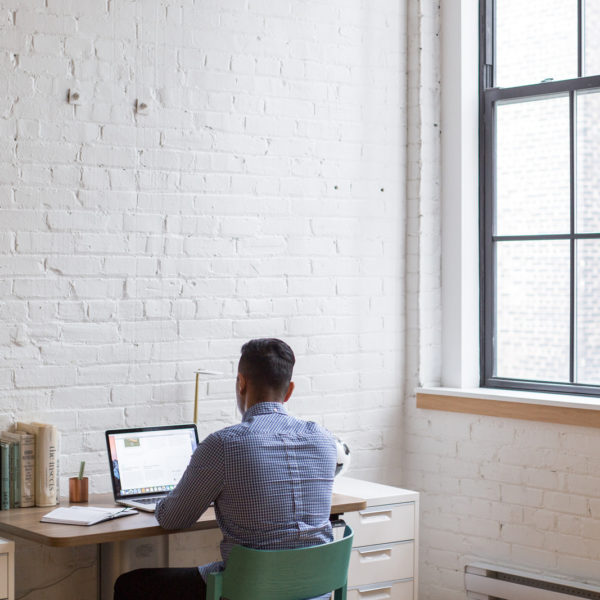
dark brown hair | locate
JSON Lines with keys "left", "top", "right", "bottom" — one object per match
{"left": 239, "top": 338, "right": 295, "bottom": 394}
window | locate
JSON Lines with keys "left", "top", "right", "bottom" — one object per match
{"left": 480, "top": 0, "right": 600, "bottom": 395}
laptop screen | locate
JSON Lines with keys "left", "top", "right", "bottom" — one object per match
{"left": 106, "top": 424, "right": 199, "bottom": 500}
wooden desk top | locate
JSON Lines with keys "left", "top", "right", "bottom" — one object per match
{"left": 0, "top": 492, "right": 367, "bottom": 548}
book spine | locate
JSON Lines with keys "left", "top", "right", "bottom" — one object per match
{"left": 10, "top": 441, "right": 20, "bottom": 508}
{"left": 0, "top": 443, "right": 9, "bottom": 510}
{"left": 56, "top": 432, "right": 60, "bottom": 502}
{"left": 19, "top": 434, "right": 35, "bottom": 508}
{"left": 35, "top": 425, "right": 59, "bottom": 507}
{"left": 16, "top": 423, "right": 39, "bottom": 505}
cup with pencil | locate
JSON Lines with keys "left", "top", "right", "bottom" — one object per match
{"left": 69, "top": 461, "right": 89, "bottom": 503}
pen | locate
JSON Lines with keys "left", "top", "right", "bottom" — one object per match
{"left": 106, "top": 507, "right": 136, "bottom": 520}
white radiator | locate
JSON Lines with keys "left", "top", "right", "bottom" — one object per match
{"left": 465, "top": 563, "right": 600, "bottom": 600}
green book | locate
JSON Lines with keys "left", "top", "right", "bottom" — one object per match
{"left": 0, "top": 435, "right": 20, "bottom": 508}
{"left": 0, "top": 441, "right": 9, "bottom": 510}
{"left": 9, "top": 440, "right": 20, "bottom": 508}
{"left": 2, "top": 431, "right": 31, "bottom": 507}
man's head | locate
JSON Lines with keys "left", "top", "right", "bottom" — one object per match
{"left": 236, "top": 338, "right": 295, "bottom": 414}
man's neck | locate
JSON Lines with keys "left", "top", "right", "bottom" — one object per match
{"left": 244, "top": 396, "right": 284, "bottom": 412}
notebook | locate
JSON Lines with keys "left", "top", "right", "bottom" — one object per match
{"left": 41, "top": 505, "right": 138, "bottom": 526}
{"left": 105, "top": 424, "right": 199, "bottom": 512}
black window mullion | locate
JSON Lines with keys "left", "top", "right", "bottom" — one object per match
{"left": 578, "top": 0, "right": 583, "bottom": 77}
{"left": 481, "top": 89, "right": 496, "bottom": 385}
{"left": 486, "top": 74, "right": 600, "bottom": 104}
{"left": 487, "top": 0, "right": 495, "bottom": 88}
{"left": 574, "top": 0, "right": 584, "bottom": 385}
{"left": 494, "top": 232, "right": 600, "bottom": 242}
{"left": 480, "top": 0, "right": 494, "bottom": 385}
{"left": 569, "top": 90, "right": 576, "bottom": 383}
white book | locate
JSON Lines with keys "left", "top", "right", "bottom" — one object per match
{"left": 16, "top": 422, "right": 59, "bottom": 507}
{"left": 40, "top": 506, "right": 138, "bottom": 526}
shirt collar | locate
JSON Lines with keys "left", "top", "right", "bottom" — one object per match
{"left": 242, "top": 401, "right": 288, "bottom": 421}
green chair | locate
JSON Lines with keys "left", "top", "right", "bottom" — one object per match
{"left": 206, "top": 525, "right": 354, "bottom": 600}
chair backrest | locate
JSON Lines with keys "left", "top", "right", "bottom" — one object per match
{"left": 206, "top": 525, "right": 354, "bottom": 600}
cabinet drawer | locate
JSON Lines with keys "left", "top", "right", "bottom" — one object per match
{"left": 348, "top": 541, "right": 414, "bottom": 587}
{"left": 348, "top": 580, "right": 413, "bottom": 600}
{"left": 344, "top": 503, "right": 414, "bottom": 547}
{"left": 0, "top": 554, "right": 7, "bottom": 599}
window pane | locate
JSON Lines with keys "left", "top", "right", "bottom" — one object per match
{"left": 576, "top": 90, "right": 600, "bottom": 232}
{"left": 496, "top": 96, "right": 570, "bottom": 236}
{"left": 496, "top": 0, "right": 577, "bottom": 88}
{"left": 496, "top": 241, "right": 570, "bottom": 382}
{"left": 576, "top": 240, "right": 600, "bottom": 384}
{"left": 584, "top": 0, "right": 600, "bottom": 76}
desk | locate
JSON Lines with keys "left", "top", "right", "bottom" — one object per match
{"left": 0, "top": 492, "right": 366, "bottom": 600}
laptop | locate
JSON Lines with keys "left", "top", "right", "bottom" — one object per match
{"left": 105, "top": 424, "right": 199, "bottom": 512}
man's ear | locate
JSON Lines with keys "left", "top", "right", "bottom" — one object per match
{"left": 238, "top": 373, "right": 247, "bottom": 395}
{"left": 283, "top": 381, "right": 295, "bottom": 403}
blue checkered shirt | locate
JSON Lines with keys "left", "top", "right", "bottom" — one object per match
{"left": 155, "top": 402, "right": 337, "bottom": 583}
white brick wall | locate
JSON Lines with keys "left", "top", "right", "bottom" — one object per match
{"left": 10, "top": 3, "right": 599, "bottom": 600}
{"left": 404, "top": 407, "right": 600, "bottom": 599}
{"left": 1, "top": 1, "right": 405, "bottom": 597}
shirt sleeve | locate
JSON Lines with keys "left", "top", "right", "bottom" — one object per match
{"left": 155, "top": 432, "right": 224, "bottom": 530}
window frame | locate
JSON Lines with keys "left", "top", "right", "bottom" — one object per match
{"left": 479, "top": 0, "right": 600, "bottom": 396}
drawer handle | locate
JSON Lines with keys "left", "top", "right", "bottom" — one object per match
{"left": 356, "top": 585, "right": 393, "bottom": 600}
{"left": 357, "top": 548, "right": 392, "bottom": 562}
{"left": 358, "top": 509, "right": 393, "bottom": 524}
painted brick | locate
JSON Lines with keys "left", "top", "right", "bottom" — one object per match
{"left": 71, "top": 278, "right": 125, "bottom": 299}
{"left": 120, "top": 321, "right": 178, "bottom": 343}
{"left": 236, "top": 277, "right": 287, "bottom": 297}
{"left": 13, "top": 277, "right": 71, "bottom": 298}
{"left": 41, "top": 342, "right": 97, "bottom": 365}
{"left": 61, "top": 323, "right": 119, "bottom": 344}
{"left": 124, "top": 404, "right": 187, "bottom": 427}
{"left": 543, "top": 491, "right": 589, "bottom": 516}
{"left": 178, "top": 319, "right": 233, "bottom": 339}
{"left": 16, "top": 232, "right": 75, "bottom": 254}
{"left": 0, "top": 209, "right": 47, "bottom": 231}
{"left": 46, "top": 256, "right": 102, "bottom": 276}
{"left": 47, "top": 210, "right": 120, "bottom": 232}
{"left": 28, "top": 301, "right": 57, "bottom": 322}
{"left": 232, "top": 318, "right": 286, "bottom": 338}
{"left": 0, "top": 256, "right": 44, "bottom": 275}
{"left": 78, "top": 407, "right": 125, "bottom": 432}
{"left": 14, "top": 365, "right": 76, "bottom": 388}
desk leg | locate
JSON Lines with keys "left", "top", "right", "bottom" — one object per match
{"left": 99, "top": 536, "right": 169, "bottom": 600}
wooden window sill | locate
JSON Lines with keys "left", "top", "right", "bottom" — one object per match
{"left": 416, "top": 387, "right": 600, "bottom": 428}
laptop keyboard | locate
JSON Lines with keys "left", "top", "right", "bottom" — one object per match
{"left": 136, "top": 496, "right": 164, "bottom": 504}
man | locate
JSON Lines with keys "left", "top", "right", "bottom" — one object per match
{"left": 114, "top": 338, "right": 337, "bottom": 600}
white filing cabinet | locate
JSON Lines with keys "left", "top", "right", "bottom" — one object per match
{"left": 334, "top": 477, "right": 419, "bottom": 600}
{"left": 0, "top": 538, "right": 14, "bottom": 600}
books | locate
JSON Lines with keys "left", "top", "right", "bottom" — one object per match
{"left": 0, "top": 442, "right": 9, "bottom": 510}
{"left": 0, "top": 421, "right": 59, "bottom": 510}
{"left": 16, "top": 422, "right": 59, "bottom": 507}
{"left": 40, "top": 506, "right": 137, "bottom": 526}
{"left": 13, "top": 431, "right": 35, "bottom": 507}
{"left": 0, "top": 431, "right": 35, "bottom": 508}
{"left": 0, "top": 435, "right": 20, "bottom": 508}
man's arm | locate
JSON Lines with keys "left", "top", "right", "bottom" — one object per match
{"left": 155, "top": 432, "right": 224, "bottom": 530}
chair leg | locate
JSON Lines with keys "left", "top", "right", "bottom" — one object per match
{"left": 206, "top": 572, "right": 223, "bottom": 600}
